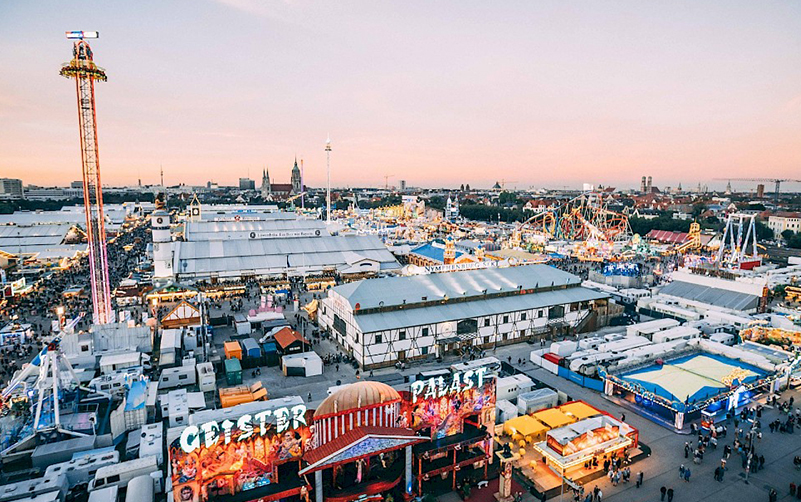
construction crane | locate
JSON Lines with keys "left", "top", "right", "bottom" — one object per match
{"left": 713, "top": 178, "right": 801, "bottom": 204}
{"left": 60, "top": 31, "right": 113, "bottom": 325}
{"left": 500, "top": 179, "right": 518, "bottom": 190}
{"left": 383, "top": 174, "right": 394, "bottom": 190}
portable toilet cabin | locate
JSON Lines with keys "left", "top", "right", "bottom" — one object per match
{"left": 224, "top": 357, "right": 242, "bottom": 385}
{"left": 262, "top": 341, "right": 279, "bottom": 367}
{"left": 224, "top": 341, "right": 242, "bottom": 361}
{"left": 240, "top": 338, "right": 262, "bottom": 368}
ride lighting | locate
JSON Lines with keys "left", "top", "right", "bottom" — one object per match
{"left": 66, "top": 31, "right": 99, "bottom": 40}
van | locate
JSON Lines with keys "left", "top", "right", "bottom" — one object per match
{"left": 89, "top": 456, "right": 158, "bottom": 492}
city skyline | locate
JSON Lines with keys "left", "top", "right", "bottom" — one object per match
{"left": 1, "top": 1, "right": 800, "bottom": 189}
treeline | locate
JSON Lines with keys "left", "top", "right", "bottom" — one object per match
{"left": 0, "top": 192, "right": 156, "bottom": 214}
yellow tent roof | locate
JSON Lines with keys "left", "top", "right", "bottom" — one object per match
{"left": 559, "top": 402, "right": 601, "bottom": 421}
{"left": 503, "top": 415, "right": 547, "bottom": 437}
{"left": 533, "top": 408, "right": 575, "bottom": 429}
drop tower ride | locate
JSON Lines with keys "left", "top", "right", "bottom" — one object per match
{"left": 60, "top": 31, "right": 113, "bottom": 325}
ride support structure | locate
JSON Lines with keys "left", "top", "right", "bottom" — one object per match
{"left": 60, "top": 33, "right": 113, "bottom": 325}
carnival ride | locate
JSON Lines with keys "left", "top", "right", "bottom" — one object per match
{"left": 1, "top": 339, "right": 104, "bottom": 456}
{"left": 520, "top": 192, "right": 631, "bottom": 244}
{"left": 675, "top": 222, "right": 702, "bottom": 254}
{"left": 60, "top": 31, "right": 114, "bottom": 325}
{"left": 716, "top": 213, "right": 762, "bottom": 270}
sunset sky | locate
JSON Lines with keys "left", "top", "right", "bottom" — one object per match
{"left": 1, "top": 1, "right": 800, "bottom": 191}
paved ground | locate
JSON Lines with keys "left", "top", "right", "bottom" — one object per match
{"left": 217, "top": 302, "right": 801, "bottom": 502}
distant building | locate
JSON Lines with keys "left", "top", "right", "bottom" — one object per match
{"left": 257, "top": 159, "right": 303, "bottom": 199}
{"left": 238, "top": 178, "right": 255, "bottom": 191}
{"left": 0, "top": 178, "right": 23, "bottom": 198}
{"left": 399, "top": 179, "right": 407, "bottom": 191}
{"left": 757, "top": 184, "right": 765, "bottom": 198}
{"left": 260, "top": 168, "right": 271, "bottom": 198}
{"left": 290, "top": 158, "right": 302, "bottom": 195}
{"left": 445, "top": 196, "right": 459, "bottom": 221}
{"left": 768, "top": 212, "right": 801, "bottom": 236}
{"left": 70, "top": 181, "right": 83, "bottom": 189}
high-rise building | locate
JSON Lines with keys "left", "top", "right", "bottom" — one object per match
{"left": 70, "top": 180, "right": 83, "bottom": 189}
{"left": 399, "top": 180, "right": 407, "bottom": 191}
{"left": 757, "top": 184, "right": 765, "bottom": 199}
{"left": 0, "top": 178, "right": 23, "bottom": 198}
{"left": 239, "top": 177, "right": 255, "bottom": 191}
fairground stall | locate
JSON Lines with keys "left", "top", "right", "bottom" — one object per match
{"left": 531, "top": 413, "right": 637, "bottom": 477}
{"left": 168, "top": 397, "right": 312, "bottom": 502}
{"left": 498, "top": 401, "right": 639, "bottom": 496}
{"left": 299, "top": 381, "right": 428, "bottom": 502}
{"left": 403, "top": 365, "right": 497, "bottom": 496}
{"left": 600, "top": 341, "right": 782, "bottom": 429}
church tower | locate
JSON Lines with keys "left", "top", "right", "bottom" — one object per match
{"left": 261, "top": 167, "right": 271, "bottom": 198}
{"left": 291, "top": 157, "right": 302, "bottom": 195}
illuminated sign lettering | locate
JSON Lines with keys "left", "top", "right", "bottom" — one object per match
{"left": 180, "top": 404, "right": 307, "bottom": 453}
{"left": 410, "top": 367, "right": 489, "bottom": 403}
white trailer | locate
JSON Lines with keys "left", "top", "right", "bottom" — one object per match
{"left": 652, "top": 326, "right": 700, "bottom": 344}
{"left": 89, "top": 456, "right": 158, "bottom": 492}
{"left": 626, "top": 318, "right": 680, "bottom": 340}
{"left": 517, "top": 388, "right": 558, "bottom": 414}
{"left": 450, "top": 356, "right": 502, "bottom": 376}
{"left": 138, "top": 423, "right": 164, "bottom": 466}
{"left": 87, "top": 487, "right": 117, "bottom": 502}
{"left": 597, "top": 336, "right": 651, "bottom": 354}
{"left": 99, "top": 352, "right": 142, "bottom": 375}
{"left": 44, "top": 451, "right": 119, "bottom": 490}
{"left": 126, "top": 475, "right": 154, "bottom": 502}
{"left": 159, "top": 329, "right": 182, "bottom": 367}
{"left": 496, "top": 374, "right": 534, "bottom": 402}
{"left": 158, "top": 365, "right": 196, "bottom": 390}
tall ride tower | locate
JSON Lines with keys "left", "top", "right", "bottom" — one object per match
{"left": 325, "top": 135, "right": 332, "bottom": 223}
{"left": 60, "top": 31, "right": 113, "bottom": 325}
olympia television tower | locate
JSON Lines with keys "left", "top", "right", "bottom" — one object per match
{"left": 60, "top": 31, "right": 114, "bottom": 325}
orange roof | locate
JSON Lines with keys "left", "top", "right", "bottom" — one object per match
{"left": 273, "top": 327, "right": 310, "bottom": 350}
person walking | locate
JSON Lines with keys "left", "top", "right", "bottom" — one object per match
{"left": 679, "top": 464, "right": 685, "bottom": 479}
{"left": 684, "top": 442, "right": 690, "bottom": 458}
{"left": 684, "top": 467, "right": 691, "bottom": 482}
{"left": 636, "top": 471, "right": 644, "bottom": 488}
{"left": 660, "top": 486, "right": 667, "bottom": 501}
{"left": 667, "top": 488, "right": 674, "bottom": 502}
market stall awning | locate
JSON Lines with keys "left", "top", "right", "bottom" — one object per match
{"left": 503, "top": 415, "right": 547, "bottom": 438}
{"left": 533, "top": 408, "right": 575, "bottom": 429}
{"left": 559, "top": 402, "right": 601, "bottom": 421}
